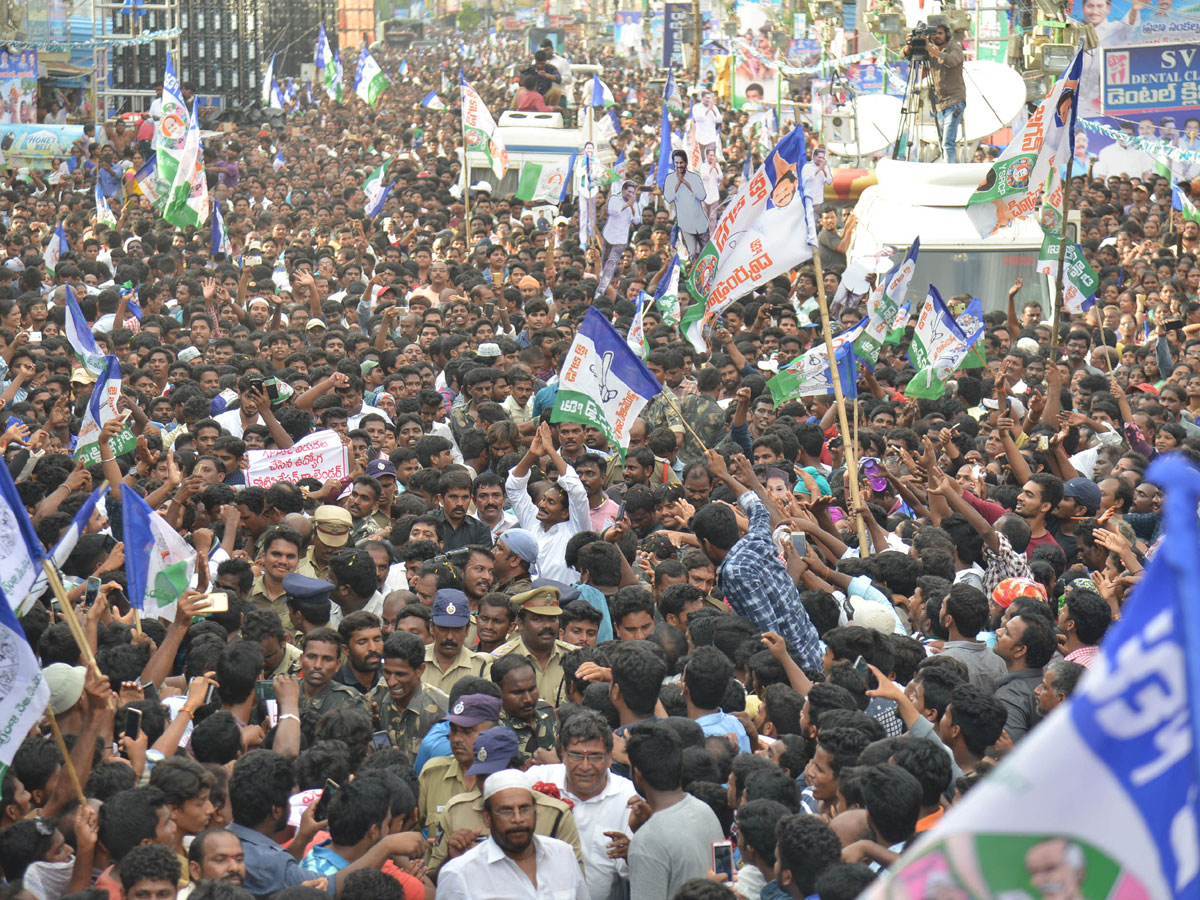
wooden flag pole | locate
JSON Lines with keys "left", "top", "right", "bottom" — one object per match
{"left": 813, "top": 253, "right": 870, "bottom": 555}
{"left": 47, "top": 710, "right": 87, "bottom": 805}
{"left": 661, "top": 390, "right": 708, "bottom": 453}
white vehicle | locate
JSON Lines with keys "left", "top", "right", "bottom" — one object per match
{"left": 848, "top": 158, "right": 1049, "bottom": 313}
{"left": 463, "top": 109, "right": 615, "bottom": 194}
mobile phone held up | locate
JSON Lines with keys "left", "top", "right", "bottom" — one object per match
{"left": 313, "top": 779, "right": 339, "bottom": 821}
{"left": 712, "top": 840, "right": 734, "bottom": 882}
{"left": 85, "top": 576, "right": 102, "bottom": 608}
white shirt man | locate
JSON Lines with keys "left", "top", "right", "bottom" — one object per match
{"left": 690, "top": 93, "right": 721, "bottom": 149}
{"left": 801, "top": 149, "right": 834, "bottom": 218}
{"left": 598, "top": 182, "right": 642, "bottom": 294}
{"left": 663, "top": 151, "right": 710, "bottom": 258}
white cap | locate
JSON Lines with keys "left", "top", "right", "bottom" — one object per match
{"left": 850, "top": 597, "right": 896, "bottom": 635}
{"left": 482, "top": 769, "right": 532, "bottom": 801}
{"left": 470, "top": 180, "right": 493, "bottom": 193}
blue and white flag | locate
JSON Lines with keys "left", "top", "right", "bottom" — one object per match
{"left": 44, "top": 223, "right": 67, "bottom": 274}
{"left": 211, "top": 201, "right": 231, "bottom": 258}
{"left": 652, "top": 253, "right": 681, "bottom": 326}
{"left": 421, "top": 91, "right": 446, "bottom": 109}
{"left": 855, "top": 237, "right": 919, "bottom": 364}
{"left": 399, "top": 59, "right": 409, "bottom": 77}
{"left": 273, "top": 148, "right": 285, "bottom": 171}
{"left": 262, "top": 52, "right": 278, "bottom": 107}
{"left": 76, "top": 356, "right": 137, "bottom": 466}
{"left": 314, "top": 23, "right": 332, "bottom": 69}
{"left": 742, "top": 154, "right": 752, "bottom": 182}
{"left": 123, "top": 488, "right": 196, "bottom": 620}
{"left": 627, "top": 291, "right": 649, "bottom": 359}
{"left": 0, "top": 454, "right": 45, "bottom": 613}
{"left": 1172, "top": 180, "right": 1200, "bottom": 223}
{"left": 768, "top": 318, "right": 867, "bottom": 406}
{"left": 94, "top": 182, "right": 116, "bottom": 227}
{"left": 64, "top": 285, "right": 106, "bottom": 376}
{"left": 27, "top": 485, "right": 110, "bottom": 603}
{"left": 664, "top": 69, "right": 685, "bottom": 115}
{"left": 354, "top": 46, "right": 390, "bottom": 106}
{"left": 656, "top": 104, "right": 673, "bottom": 190}
{"left": 363, "top": 163, "right": 392, "bottom": 219}
{"left": 590, "top": 74, "right": 615, "bottom": 108}
{"left": 551, "top": 307, "right": 663, "bottom": 451}
{"left": 867, "top": 452, "right": 1200, "bottom": 900}
{"left": 270, "top": 79, "right": 286, "bottom": 111}
{"left": 905, "top": 285, "right": 984, "bottom": 399}
{"left": 305, "top": 80, "right": 314, "bottom": 106}
{"left": 284, "top": 77, "right": 297, "bottom": 105}
{"left": 0, "top": 581, "right": 50, "bottom": 772}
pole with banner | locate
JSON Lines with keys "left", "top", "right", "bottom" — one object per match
{"left": 813, "top": 253, "right": 869, "bottom": 554}
{"left": 1050, "top": 153, "right": 1074, "bottom": 360}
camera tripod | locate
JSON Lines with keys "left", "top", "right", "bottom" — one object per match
{"left": 891, "top": 53, "right": 937, "bottom": 161}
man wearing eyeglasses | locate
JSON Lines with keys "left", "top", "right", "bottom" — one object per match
{"left": 525, "top": 708, "right": 639, "bottom": 900}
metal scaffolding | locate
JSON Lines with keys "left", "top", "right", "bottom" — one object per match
{"left": 91, "top": 0, "right": 181, "bottom": 124}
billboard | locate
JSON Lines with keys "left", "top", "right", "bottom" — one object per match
{"left": 663, "top": 2, "right": 691, "bottom": 67}
{"left": 1102, "top": 42, "right": 1200, "bottom": 117}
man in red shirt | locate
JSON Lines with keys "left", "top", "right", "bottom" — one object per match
{"left": 515, "top": 76, "right": 553, "bottom": 112}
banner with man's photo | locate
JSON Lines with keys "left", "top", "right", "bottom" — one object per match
{"left": 0, "top": 51, "right": 37, "bottom": 126}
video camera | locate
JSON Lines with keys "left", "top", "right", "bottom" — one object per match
{"left": 907, "top": 22, "right": 934, "bottom": 59}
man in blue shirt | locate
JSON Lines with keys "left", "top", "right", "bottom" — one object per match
{"left": 683, "top": 645, "right": 750, "bottom": 753}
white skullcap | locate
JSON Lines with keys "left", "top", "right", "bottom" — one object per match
{"left": 482, "top": 769, "right": 532, "bottom": 801}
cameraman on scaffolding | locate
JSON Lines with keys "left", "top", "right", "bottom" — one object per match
{"left": 903, "top": 23, "right": 965, "bottom": 163}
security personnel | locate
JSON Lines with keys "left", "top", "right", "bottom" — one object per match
{"left": 417, "top": 693, "right": 501, "bottom": 834}
{"left": 423, "top": 590, "right": 491, "bottom": 694}
{"left": 426, "top": 727, "right": 584, "bottom": 877}
{"left": 296, "top": 625, "right": 371, "bottom": 718}
{"left": 297, "top": 505, "right": 353, "bottom": 581}
{"left": 492, "top": 654, "right": 558, "bottom": 757}
{"left": 492, "top": 585, "right": 576, "bottom": 705}
{"left": 282, "top": 573, "right": 337, "bottom": 640}
{"left": 371, "top": 629, "right": 449, "bottom": 758}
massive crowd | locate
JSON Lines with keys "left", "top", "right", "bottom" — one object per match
{"left": 0, "top": 22, "right": 1195, "bottom": 900}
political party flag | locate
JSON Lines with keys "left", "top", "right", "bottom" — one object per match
{"left": 0, "top": 453, "right": 45, "bottom": 614}
{"left": 272, "top": 149, "right": 285, "bottom": 171}
{"left": 26, "top": 485, "right": 110, "bottom": 604}
{"left": 679, "top": 300, "right": 708, "bottom": 354}
{"left": 162, "top": 99, "right": 210, "bottom": 229}
{"left": 656, "top": 103, "right": 673, "bottom": 190}
{"left": 325, "top": 51, "right": 344, "bottom": 103}
{"left": 421, "top": 91, "right": 445, "bottom": 109}
{"left": 742, "top": 153, "right": 752, "bottom": 182}
{"left": 685, "top": 126, "right": 817, "bottom": 319}
{"left": 130, "top": 155, "right": 163, "bottom": 210}
{"left": 123, "top": 487, "right": 196, "bottom": 620}
{"left": 363, "top": 163, "right": 392, "bottom": 219}
{"left": 76, "top": 356, "right": 137, "bottom": 466}
{"left": 305, "top": 80, "right": 314, "bottom": 105}
{"left": 767, "top": 318, "right": 867, "bottom": 406}
{"left": 153, "top": 54, "right": 189, "bottom": 153}
{"left": 515, "top": 160, "right": 571, "bottom": 203}
{"left": 664, "top": 69, "right": 686, "bottom": 115}
{"left": 653, "top": 254, "right": 682, "bottom": 326}
{"left": 399, "top": 59, "right": 409, "bottom": 77}
{"left": 261, "top": 52, "right": 277, "bottom": 107}
{"left": 552, "top": 307, "right": 663, "bottom": 451}
{"left": 613, "top": 149, "right": 627, "bottom": 178}
{"left": 314, "top": 23, "right": 332, "bottom": 69}
{"left": 855, "top": 238, "right": 919, "bottom": 365}
{"left": 1155, "top": 156, "right": 1172, "bottom": 180}
{"left": 354, "top": 47, "right": 390, "bottom": 106}
{"left": 590, "top": 74, "right": 616, "bottom": 108}
{"left": 0, "top": 581, "right": 50, "bottom": 773}
{"left": 863, "top": 452, "right": 1200, "bottom": 900}
{"left": 905, "top": 285, "right": 985, "bottom": 399}
{"left": 1172, "top": 181, "right": 1200, "bottom": 224}
{"left": 966, "top": 45, "right": 1082, "bottom": 236}
{"left": 1037, "top": 235, "right": 1099, "bottom": 314}
{"left": 94, "top": 183, "right": 116, "bottom": 227}
{"left": 211, "top": 201, "right": 231, "bottom": 257}
{"left": 43, "top": 223, "right": 67, "bottom": 274}
{"left": 270, "top": 79, "right": 286, "bottom": 110}
{"left": 595, "top": 107, "right": 622, "bottom": 145}
{"left": 460, "top": 72, "right": 508, "bottom": 179}
{"left": 627, "top": 291, "right": 649, "bottom": 359}
{"left": 64, "top": 285, "right": 107, "bottom": 376}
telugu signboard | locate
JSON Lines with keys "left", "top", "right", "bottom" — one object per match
{"left": 244, "top": 430, "right": 350, "bottom": 488}
{"left": 1102, "top": 42, "right": 1200, "bottom": 117}
{"left": 663, "top": 2, "right": 691, "bottom": 68}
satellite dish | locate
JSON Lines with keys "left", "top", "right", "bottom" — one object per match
{"left": 916, "top": 60, "right": 1027, "bottom": 144}
{"left": 825, "top": 94, "right": 903, "bottom": 158}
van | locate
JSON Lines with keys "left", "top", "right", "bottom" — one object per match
{"left": 464, "top": 109, "right": 614, "bottom": 194}
{"left": 848, "top": 158, "right": 1049, "bottom": 313}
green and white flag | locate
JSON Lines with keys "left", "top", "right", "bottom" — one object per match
{"left": 325, "top": 51, "right": 344, "bottom": 102}
{"left": 653, "top": 254, "right": 682, "bottom": 326}
{"left": 162, "top": 99, "right": 210, "bottom": 229}
{"left": 123, "top": 487, "right": 196, "bottom": 621}
{"left": 354, "top": 47, "right": 390, "bottom": 107}
{"left": 855, "top": 238, "right": 918, "bottom": 365}
{"left": 76, "top": 356, "right": 137, "bottom": 466}
{"left": 515, "top": 160, "right": 570, "bottom": 203}
{"left": 460, "top": 72, "right": 508, "bottom": 179}
{"left": 679, "top": 299, "right": 707, "bottom": 355}
{"left": 905, "top": 286, "right": 984, "bottom": 399}
{"left": 1037, "top": 233, "right": 1099, "bottom": 314}
{"left": 94, "top": 182, "right": 117, "bottom": 227}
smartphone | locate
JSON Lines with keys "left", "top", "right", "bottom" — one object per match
{"left": 1037, "top": 435, "right": 1049, "bottom": 451}
{"left": 125, "top": 707, "right": 142, "bottom": 741}
{"left": 372, "top": 731, "right": 392, "bottom": 751}
{"left": 712, "top": 840, "right": 734, "bottom": 882}
{"left": 85, "top": 576, "right": 102, "bottom": 608}
{"left": 204, "top": 683, "right": 217, "bottom": 706}
{"left": 312, "top": 778, "right": 339, "bottom": 821}
{"left": 615, "top": 500, "right": 626, "bottom": 522}
{"left": 264, "top": 380, "right": 281, "bottom": 401}
{"left": 852, "top": 655, "right": 870, "bottom": 680}
{"left": 255, "top": 679, "right": 276, "bottom": 702}
{"left": 790, "top": 532, "right": 807, "bottom": 557}
{"left": 139, "top": 680, "right": 160, "bottom": 703}
{"left": 200, "top": 592, "right": 229, "bottom": 615}
{"left": 26, "top": 331, "right": 40, "bottom": 343}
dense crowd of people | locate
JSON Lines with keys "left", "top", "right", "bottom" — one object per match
{"left": 0, "top": 21, "right": 1195, "bottom": 900}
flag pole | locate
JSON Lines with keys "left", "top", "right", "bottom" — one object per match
{"left": 1049, "top": 154, "right": 1075, "bottom": 361}
{"left": 812, "top": 253, "right": 870, "bottom": 555}
{"left": 47, "top": 710, "right": 87, "bottom": 805}
{"left": 661, "top": 390, "right": 708, "bottom": 452}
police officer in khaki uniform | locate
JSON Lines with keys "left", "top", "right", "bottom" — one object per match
{"left": 427, "top": 727, "right": 584, "bottom": 877}
{"left": 296, "top": 624, "right": 371, "bottom": 718}
{"left": 422, "top": 589, "right": 491, "bottom": 694}
{"left": 296, "top": 505, "right": 352, "bottom": 581}
{"left": 371, "top": 629, "right": 449, "bottom": 758}
{"left": 417, "top": 692, "right": 502, "bottom": 834}
{"left": 492, "top": 586, "right": 576, "bottom": 706}
{"left": 491, "top": 654, "right": 558, "bottom": 757}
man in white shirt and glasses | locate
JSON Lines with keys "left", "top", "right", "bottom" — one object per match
{"left": 526, "top": 709, "right": 639, "bottom": 900}
{"left": 435, "top": 769, "right": 588, "bottom": 900}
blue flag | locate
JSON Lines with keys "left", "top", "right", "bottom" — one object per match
{"left": 27, "top": 485, "right": 110, "bottom": 602}
{"left": 122, "top": 487, "right": 194, "bottom": 616}
{"left": 0, "top": 454, "right": 46, "bottom": 613}
{"left": 0, "top": 579, "right": 50, "bottom": 768}
{"left": 864, "top": 453, "right": 1200, "bottom": 900}
{"left": 657, "top": 104, "right": 673, "bottom": 191}
{"left": 211, "top": 201, "right": 230, "bottom": 257}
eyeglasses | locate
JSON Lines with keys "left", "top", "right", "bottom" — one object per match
{"left": 490, "top": 804, "right": 535, "bottom": 820}
{"left": 564, "top": 751, "right": 609, "bottom": 765}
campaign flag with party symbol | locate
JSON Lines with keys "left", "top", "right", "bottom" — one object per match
{"left": 767, "top": 318, "right": 867, "bottom": 406}
{"left": 76, "top": 356, "right": 137, "bottom": 466}
{"left": 905, "top": 285, "right": 985, "bottom": 398}
{"left": 855, "top": 238, "right": 919, "bottom": 365}
{"left": 460, "top": 72, "right": 508, "bottom": 179}
{"left": 123, "top": 488, "right": 196, "bottom": 621}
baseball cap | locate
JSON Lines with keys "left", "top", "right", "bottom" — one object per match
{"left": 466, "top": 728, "right": 521, "bottom": 775}
{"left": 1063, "top": 477, "right": 1101, "bottom": 514}
{"left": 305, "top": 319, "right": 327, "bottom": 331}
{"left": 365, "top": 459, "right": 396, "bottom": 480}
{"left": 849, "top": 598, "right": 895, "bottom": 635}
{"left": 433, "top": 589, "right": 471, "bottom": 627}
{"left": 313, "top": 505, "right": 352, "bottom": 547}
{"left": 70, "top": 367, "right": 96, "bottom": 385}
{"left": 361, "top": 359, "right": 380, "bottom": 377}
{"left": 512, "top": 585, "right": 562, "bottom": 616}
{"left": 43, "top": 663, "right": 86, "bottom": 715}
{"left": 447, "top": 693, "right": 502, "bottom": 727}
{"left": 498, "top": 528, "right": 538, "bottom": 565}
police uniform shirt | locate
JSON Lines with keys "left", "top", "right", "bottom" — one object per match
{"left": 492, "top": 635, "right": 576, "bottom": 707}
{"left": 417, "top": 755, "right": 469, "bottom": 834}
{"left": 499, "top": 707, "right": 558, "bottom": 756}
{"left": 370, "top": 682, "right": 449, "bottom": 759}
{"left": 421, "top": 643, "right": 492, "bottom": 695}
